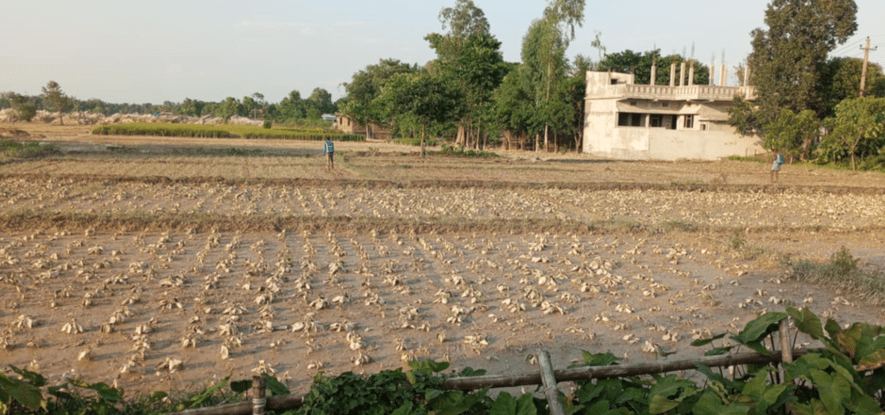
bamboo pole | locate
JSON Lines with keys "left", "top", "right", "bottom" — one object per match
{"left": 442, "top": 349, "right": 812, "bottom": 391}
{"left": 538, "top": 350, "right": 567, "bottom": 415}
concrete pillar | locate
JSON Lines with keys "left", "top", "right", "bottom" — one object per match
{"left": 650, "top": 62, "right": 657, "bottom": 85}
{"left": 688, "top": 61, "right": 695, "bottom": 86}
{"left": 670, "top": 63, "right": 676, "bottom": 87}
{"left": 679, "top": 61, "right": 686, "bottom": 87}
{"left": 743, "top": 65, "right": 750, "bottom": 87}
{"left": 710, "top": 61, "right": 715, "bottom": 85}
{"left": 720, "top": 64, "right": 727, "bottom": 87}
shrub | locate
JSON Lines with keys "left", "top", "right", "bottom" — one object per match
{"left": 262, "top": 120, "right": 272, "bottom": 129}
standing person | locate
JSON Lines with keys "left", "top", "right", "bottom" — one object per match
{"left": 323, "top": 138, "right": 335, "bottom": 170}
{"left": 770, "top": 153, "right": 783, "bottom": 183}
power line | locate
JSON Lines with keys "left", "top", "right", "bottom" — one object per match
{"left": 832, "top": 39, "right": 864, "bottom": 55}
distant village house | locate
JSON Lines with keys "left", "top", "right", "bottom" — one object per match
{"left": 336, "top": 114, "right": 391, "bottom": 140}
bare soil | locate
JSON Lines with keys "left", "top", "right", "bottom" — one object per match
{"left": 0, "top": 123, "right": 883, "bottom": 398}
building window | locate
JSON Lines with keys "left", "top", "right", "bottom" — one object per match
{"left": 618, "top": 113, "right": 644, "bottom": 127}
{"left": 701, "top": 123, "right": 707, "bottom": 131}
{"left": 650, "top": 114, "right": 663, "bottom": 127}
{"left": 661, "top": 102, "right": 669, "bottom": 108}
{"left": 611, "top": 79, "right": 618, "bottom": 85}
{"left": 684, "top": 115, "right": 694, "bottom": 129}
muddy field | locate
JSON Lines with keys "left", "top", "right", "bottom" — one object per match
{"left": 1, "top": 123, "right": 884, "bottom": 397}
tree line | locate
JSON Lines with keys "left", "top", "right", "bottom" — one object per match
{"left": 1, "top": 84, "right": 340, "bottom": 126}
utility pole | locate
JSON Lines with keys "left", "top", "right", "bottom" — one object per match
{"left": 859, "top": 37, "right": 878, "bottom": 97}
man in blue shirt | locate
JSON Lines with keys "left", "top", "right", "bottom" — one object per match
{"left": 323, "top": 138, "right": 335, "bottom": 170}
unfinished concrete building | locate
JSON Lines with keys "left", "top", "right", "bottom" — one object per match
{"left": 582, "top": 61, "right": 764, "bottom": 160}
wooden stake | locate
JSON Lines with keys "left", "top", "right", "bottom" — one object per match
{"left": 252, "top": 375, "right": 266, "bottom": 415}
{"left": 779, "top": 318, "right": 793, "bottom": 364}
{"left": 538, "top": 350, "right": 567, "bottom": 415}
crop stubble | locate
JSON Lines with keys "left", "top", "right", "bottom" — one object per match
{"left": 0, "top": 128, "right": 884, "bottom": 397}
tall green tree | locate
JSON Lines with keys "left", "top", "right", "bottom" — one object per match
{"left": 41, "top": 80, "right": 69, "bottom": 125}
{"left": 379, "top": 71, "right": 461, "bottom": 157}
{"left": 747, "top": 0, "right": 858, "bottom": 123}
{"left": 492, "top": 63, "right": 534, "bottom": 150}
{"left": 522, "top": 0, "right": 585, "bottom": 152}
{"left": 216, "top": 97, "right": 241, "bottom": 122}
{"left": 426, "top": 0, "right": 509, "bottom": 150}
{"left": 307, "top": 88, "right": 336, "bottom": 115}
{"left": 820, "top": 97, "right": 885, "bottom": 170}
{"left": 278, "top": 90, "right": 306, "bottom": 121}
{"left": 341, "top": 59, "right": 418, "bottom": 139}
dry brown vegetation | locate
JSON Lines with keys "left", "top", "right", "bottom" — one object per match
{"left": 1, "top": 123, "right": 883, "bottom": 397}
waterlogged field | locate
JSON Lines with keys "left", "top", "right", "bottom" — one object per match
{"left": 1, "top": 124, "right": 884, "bottom": 398}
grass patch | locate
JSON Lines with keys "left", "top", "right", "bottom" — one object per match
{"left": 438, "top": 144, "right": 499, "bottom": 158}
{"left": 726, "top": 231, "right": 769, "bottom": 261}
{"left": 92, "top": 123, "right": 364, "bottom": 141}
{"left": 393, "top": 137, "right": 440, "bottom": 147}
{"left": 660, "top": 220, "right": 702, "bottom": 232}
{"left": 0, "top": 140, "right": 59, "bottom": 159}
{"left": 727, "top": 155, "right": 766, "bottom": 163}
{"left": 784, "top": 246, "right": 885, "bottom": 305}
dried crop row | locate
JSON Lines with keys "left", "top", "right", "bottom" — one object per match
{"left": 1, "top": 226, "right": 865, "bottom": 396}
{"left": 1, "top": 178, "right": 884, "bottom": 231}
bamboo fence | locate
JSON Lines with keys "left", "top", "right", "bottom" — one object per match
{"left": 170, "top": 318, "right": 803, "bottom": 415}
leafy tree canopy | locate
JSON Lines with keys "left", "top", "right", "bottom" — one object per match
{"left": 748, "top": 0, "right": 858, "bottom": 121}
{"left": 597, "top": 49, "right": 709, "bottom": 86}
{"left": 818, "top": 57, "right": 885, "bottom": 118}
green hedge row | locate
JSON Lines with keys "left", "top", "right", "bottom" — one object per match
{"left": 91, "top": 123, "right": 364, "bottom": 141}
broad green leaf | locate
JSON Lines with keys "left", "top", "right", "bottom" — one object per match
{"left": 824, "top": 318, "right": 842, "bottom": 340}
{"left": 787, "top": 306, "right": 825, "bottom": 340}
{"left": 230, "top": 379, "right": 252, "bottom": 393}
{"left": 809, "top": 369, "right": 849, "bottom": 414}
{"left": 731, "top": 312, "right": 787, "bottom": 348}
{"left": 391, "top": 401, "right": 414, "bottom": 415}
{"left": 581, "top": 351, "right": 620, "bottom": 366}
{"left": 649, "top": 394, "right": 680, "bottom": 414}
{"left": 741, "top": 367, "right": 773, "bottom": 398}
{"left": 515, "top": 392, "right": 537, "bottom": 415}
{"left": 690, "top": 333, "right": 727, "bottom": 347}
{"left": 8, "top": 366, "right": 46, "bottom": 387}
{"left": 408, "top": 359, "right": 450, "bottom": 374}
{"left": 704, "top": 346, "right": 734, "bottom": 356}
{"left": 490, "top": 391, "right": 516, "bottom": 415}
{"left": 692, "top": 389, "right": 750, "bottom": 415}
{"left": 69, "top": 379, "right": 123, "bottom": 403}
{"left": 0, "top": 374, "right": 43, "bottom": 410}
{"left": 648, "top": 375, "right": 698, "bottom": 414}
{"left": 457, "top": 367, "right": 487, "bottom": 377}
{"left": 843, "top": 392, "right": 884, "bottom": 415}
{"left": 857, "top": 349, "right": 885, "bottom": 373}
{"left": 262, "top": 373, "right": 290, "bottom": 396}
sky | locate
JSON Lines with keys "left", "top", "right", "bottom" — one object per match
{"left": 1, "top": 0, "right": 883, "bottom": 105}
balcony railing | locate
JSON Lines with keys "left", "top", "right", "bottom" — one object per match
{"left": 597, "top": 84, "right": 756, "bottom": 101}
